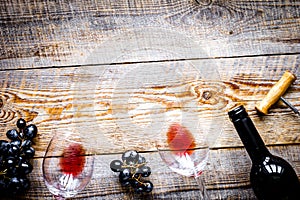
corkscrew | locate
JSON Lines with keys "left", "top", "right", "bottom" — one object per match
{"left": 255, "top": 71, "right": 299, "bottom": 116}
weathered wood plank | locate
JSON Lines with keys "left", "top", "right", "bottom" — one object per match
{"left": 0, "top": 56, "right": 299, "bottom": 156}
{"left": 1, "top": 0, "right": 300, "bottom": 69}
{"left": 5, "top": 145, "right": 299, "bottom": 200}
{"left": 1, "top": 1, "right": 299, "bottom": 199}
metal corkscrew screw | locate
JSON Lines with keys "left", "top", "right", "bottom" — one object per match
{"left": 255, "top": 71, "right": 299, "bottom": 116}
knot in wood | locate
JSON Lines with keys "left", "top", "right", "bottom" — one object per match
{"left": 195, "top": 0, "right": 212, "bottom": 6}
{"left": 202, "top": 91, "right": 212, "bottom": 100}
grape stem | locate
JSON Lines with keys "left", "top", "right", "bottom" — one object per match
{"left": 194, "top": 176, "right": 210, "bottom": 200}
{"left": 121, "top": 162, "right": 146, "bottom": 169}
{"left": 0, "top": 169, "right": 7, "bottom": 176}
{"left": 121, "top": 162, "right": 145, "bottom": 184}
{"left": 132, "top": 174, "right": 144, "bottom": 184}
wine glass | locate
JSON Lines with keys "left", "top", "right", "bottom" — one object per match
{"left": 42, "top": 128, "right": 95, "bottom": 199}
{"left": 156, "top": 122, "right": 210, "bottom": 200}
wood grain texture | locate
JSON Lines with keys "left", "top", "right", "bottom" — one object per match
{"left": 2, "top": 145, "right": 299, "bottom": 200}
{"left": 1, "top": 0, "right": 300, "bottom": 69}
{"left": 0, "top": 56, "right": 299, "bottom": 157}
{"left": 1, "top": 0, "right": 300, "bottom": 199}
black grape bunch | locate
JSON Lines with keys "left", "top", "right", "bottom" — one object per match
{"left": 110, "top": 150, "right": 153, "bottom": 194}
{"left": 0, "top": 118, "right": 37, "bottom": 194}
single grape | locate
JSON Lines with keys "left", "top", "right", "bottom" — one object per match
{"left": 130, "top": 178, "right": 140, "bottom": 187}
{"left": 19, "top": 177, "right": 30, "bottom": 191}
{"left": 6, "top": 166, "right": 19, "bottom": 177}
{"left": 119, "top": 179, "right": 131, "bottom": 187}
{"left": 11, "top": 139, "right": 21, "bottom": 147}
{"left": 141, "top": 166, "right": 151, "bottom": 177}
{"left": 6, "top": 129, "right": 19, "bottom": 141}
{"left": 0, "top": 140, "right": 10, "bottom": 155}
{"left": 23, "top": 147, "right": 35, "bottom": 158}
{"left": 7, "top": 144, "right": 20, "bottom": 156}
{"left": 7, "top": 177, "right": 21, "bottom": 193}
{"left": 143, "top": 180, "right": 153, "bottom": 193}
{"left": 122, "top": 150, "right": 139, "bottom": 165}
{"left": 0, "top": 156, "right": 4, "bottom": 168}
{"left": 133, "top": 172, "right": 141, "bottom": 179}
{"left": 0, "top": 178, "right": 7, "bottom": 190}
{"left": 24, "top": 124, "right": 38, "bottom": 140}
{"left": 19, "top": 161, "right": 33, "bottom": 175}
{"left": 119, "top": 172, "right": 130, "bottom": 181}
{"left": 138, "top": 155, "right": 146, "bottom": 164}
{"left": 5, "top": 156, "right": 16, "bottom": 168}
{"left": 133, "top": 182, "right": 145, "bottom": 194}
{"left": 17, "top": 156, "right": 24, "bottom": 165}
{"left": 110, "top": 160, "right": 123, "bottom": 172}
{"left": 122, "top": 168, "right": 131, "bottom": 177}
{"left": 21, "top": 140, "right": 32, "bottom": 148}
{"left": 136, "top": 165, "right": 151, "bottom": 177}
{"left": 17, "top": 118, "right": 26, "bottom": 130}
{"left": 119, "top": 171, "right": 131, "bottom": 186}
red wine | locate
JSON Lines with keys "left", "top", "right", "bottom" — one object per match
{"left": 228, "top": 105, "right": 300, "bottom": 200}
{"left": 167, "top": 123, "right": 196, "bottom": 156}
{"left": 59, "top": 143, "right": 86, "bottom": 177}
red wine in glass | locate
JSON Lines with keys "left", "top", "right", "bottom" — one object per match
{"left": 156, "top": 123, "right": 210, "bottom": 199}
{"left": 42, "top": 130, "right": 95, "bottom": 199}
{"left": 167, "top": 123, "right": 196, "bottom": 156}
{"left": 59, "top": 143, "right": 86, "bottom": 177}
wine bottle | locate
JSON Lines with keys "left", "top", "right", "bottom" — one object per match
{"left": 228, "top": 105, "right": 300, "bottom": 200}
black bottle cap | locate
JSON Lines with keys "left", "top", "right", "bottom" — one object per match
{"left": 228, "top": 105, "right": 249, "bottom": 122}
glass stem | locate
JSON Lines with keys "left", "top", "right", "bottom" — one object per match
{"left": 185, "top": 153, "right": 210, "bottom": 199}
{"left": 194, "top": 176, "right": 210, "bottom": 200}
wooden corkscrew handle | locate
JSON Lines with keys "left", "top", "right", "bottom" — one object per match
{"left": 255, "top": 71, "right": 296, "bottom": 115}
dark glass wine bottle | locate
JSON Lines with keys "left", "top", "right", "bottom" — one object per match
{"left": 228, "top": 105, "right": 300, "bottom": 200}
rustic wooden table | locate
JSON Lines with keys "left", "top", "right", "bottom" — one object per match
{"left": 0, "top": 0, "right": 299, "bottom": 199}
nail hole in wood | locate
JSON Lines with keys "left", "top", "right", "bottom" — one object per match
{"left": 0, "top": 98, "right": 3, "bottom": 109}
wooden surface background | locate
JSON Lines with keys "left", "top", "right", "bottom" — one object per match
{"left": 0, "top": 0, "right": 299, "bottom": 199}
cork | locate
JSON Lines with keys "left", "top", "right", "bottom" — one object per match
{"left": 255, "top": 71, "right": 296, "bottom": 115}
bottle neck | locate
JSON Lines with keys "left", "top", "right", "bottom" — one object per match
{"left": 228, "top": 106, "right": 270, "bottom": 162}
